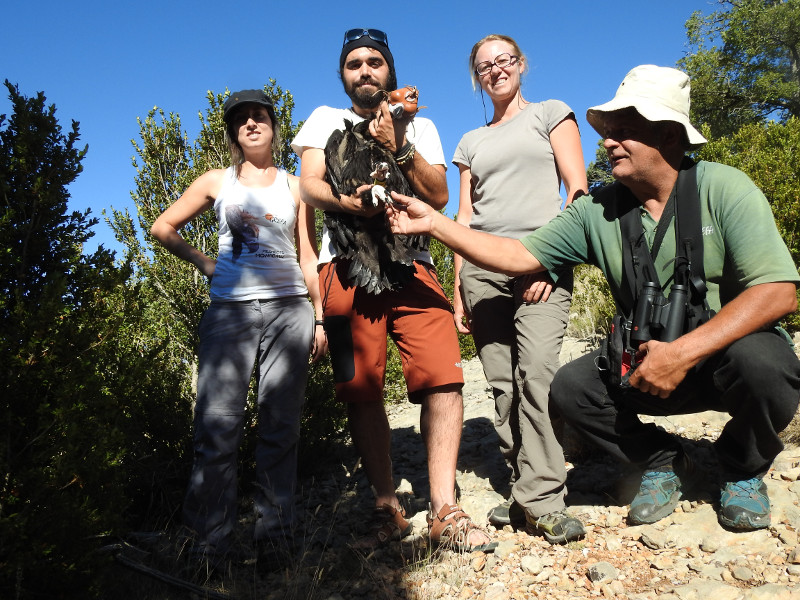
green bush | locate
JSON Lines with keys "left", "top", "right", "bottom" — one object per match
{"left": 0, "top": 81, "right": 193, "bottom": 599}
{"left": 696, "top": 118, "right": 800, "bottom": 331}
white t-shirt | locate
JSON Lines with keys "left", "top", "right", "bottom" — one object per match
{"left": 291, "top": 106, "right": 446, "bottom": 264}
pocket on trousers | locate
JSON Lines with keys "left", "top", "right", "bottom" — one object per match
{"left": 323, "top": 315, "right": 356, "bottom": 383}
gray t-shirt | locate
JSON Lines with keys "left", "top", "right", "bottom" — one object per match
{"left": 452, "top": 100, "right": 573, "bottom": 239}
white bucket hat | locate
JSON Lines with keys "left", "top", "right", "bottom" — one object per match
{"left": 586, "top": 65, "right": 707, "bottom": 150}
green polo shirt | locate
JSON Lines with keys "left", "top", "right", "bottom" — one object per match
{"left": 520, "top": 161, "right": 799, "bottom": 315}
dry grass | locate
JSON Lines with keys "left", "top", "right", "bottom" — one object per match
{"left": 567, "top": 265, "right": 615, "bottom": 342}
{"left": 781, "top": 403, "right": 800, "bottom": 445}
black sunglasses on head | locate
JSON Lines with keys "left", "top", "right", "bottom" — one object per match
{"left": 342, "top": 28, "right": 389, "bottom": 47}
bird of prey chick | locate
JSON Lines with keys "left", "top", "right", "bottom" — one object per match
{"left": 323, "top": 86, "right": 429, "bottom": 295}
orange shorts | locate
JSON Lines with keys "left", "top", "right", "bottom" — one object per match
{"left": 319, "top": 260, "right": 464, "bottom": 404}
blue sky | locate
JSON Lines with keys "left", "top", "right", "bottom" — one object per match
{"left": 2, "top": 0, "right": 711, "bottom": 255}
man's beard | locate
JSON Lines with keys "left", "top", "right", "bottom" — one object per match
{"left": 346, "top": 79, "right": 386, "bottom": 110}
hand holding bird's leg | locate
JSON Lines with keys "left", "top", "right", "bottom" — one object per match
{"left": 386, "top": 191, "right": 436, "bottom": 235}
{"left": 339, "top": 184, "right": 385, "bottom": 217}
{"left": 368, "top": 101, "right": 408, "bottom": 153}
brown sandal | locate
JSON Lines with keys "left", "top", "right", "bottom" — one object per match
{"left": 427, "top": 504, "right": 498, "bottom": 553}
{"left": 351, "top": 503, "right": 413, "bottom": 550}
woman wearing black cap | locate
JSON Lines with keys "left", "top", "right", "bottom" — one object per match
{"left": 151, "top": 89, "right": 326, "bottom": 571}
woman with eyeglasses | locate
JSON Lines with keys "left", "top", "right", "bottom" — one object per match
{"left": 151, "top": 89, "right": 327, "bottom": 573}
{"left": 452, "top": 34, "right": 588, "bottom": 544}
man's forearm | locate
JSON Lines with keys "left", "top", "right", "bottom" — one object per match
{"left": 401, "top": 154, "right": 448, "bottom": 209}
{"left": 674, "top": 281, "right": 798, "bottom": 369}
{"left": 428, "top": 211, "right": 543, "bottom": 276}
{"left": 299, "top": 174, "right": 344, "bottom": 212}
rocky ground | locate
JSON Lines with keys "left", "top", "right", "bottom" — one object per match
{"left": 116, "top": 339, "right": 800, "bottom": 600}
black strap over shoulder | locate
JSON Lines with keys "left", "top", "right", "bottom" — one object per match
{"left": 674, "top": 160, "right": 709, "bottom": 306}
{"left": 618, "top": 158, "right": 712, "bottom": 325}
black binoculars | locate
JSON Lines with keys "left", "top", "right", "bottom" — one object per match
{"left": 630, "top": 282, "right": 688, "bottom": 345}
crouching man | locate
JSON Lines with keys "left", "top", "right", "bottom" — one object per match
{"left": 386, "top": 65, "right": 800, "bottom": 531}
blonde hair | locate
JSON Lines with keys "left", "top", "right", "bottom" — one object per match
{"left": 468, "top": 34, "right": 526, "bottom": 91}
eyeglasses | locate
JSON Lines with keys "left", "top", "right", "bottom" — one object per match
{"left": 342, "top": 28, "right": 389, "bottom": 48}
{"left": 474, "top": 53, "right": 519, "bottom": 77}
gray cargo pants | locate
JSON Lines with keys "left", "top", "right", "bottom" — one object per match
{"left": 182, "top": 296, "right": 313, "bottom": 556}
{"left": 460, "top": 263, "right": 572, "bottom": 518}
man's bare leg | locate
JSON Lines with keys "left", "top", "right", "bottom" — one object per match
{"left": 347, "top": 400, "right": 401, "bottom": 510}
{"left": 419, "top": 384, "right": 491, "bottom": 547}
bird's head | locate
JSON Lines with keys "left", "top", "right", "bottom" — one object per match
{"left": 385, "top": 86, "right": 427, "bottom": 119}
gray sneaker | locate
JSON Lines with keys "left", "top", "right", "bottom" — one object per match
{"left": 487, "top": 499, "right": 526, "bottom": 527}
{"left": 526, "top": 510, "right": 585, "bottom": 544}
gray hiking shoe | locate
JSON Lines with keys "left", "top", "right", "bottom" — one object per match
{"left": 487, "top": 499, "right": 525, "bottom": 528}
{"left": 526, "top": 510, "right": 585, "bottom": 544}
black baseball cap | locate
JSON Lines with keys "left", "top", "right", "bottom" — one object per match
{"left": 222, "top": 89, "right": 276, "bottom": 125}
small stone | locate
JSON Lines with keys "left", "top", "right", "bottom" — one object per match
{"left": 520, "top": 555, "right": 544, "bottom": 576}
{"left": 721, "top": 569, "right": 735, "bottom": 582}
{"left": 688, "top": 560, "right": 704, "bottom": 572}
{"left": 732, "top": 566, "right": 754, "bottom": 581}
{"left": 493, "top": 539, "right": 517, "bottom": 560}
{"left": 788, "top": 565, "right": 800, "bottom": 577}
{"left": 605, "top": 536, "right": 623, "bottom": 551}
{"left": 769, "top": 553, "right": 786, "bottom": 566}
{"left": 778, "top": 529, "right": 798, "bottom": 546}
{"left": 640, "top": 526, "right": 669, "bottom": 550}
{"left": 779, "top": 467, "right": 800, "bottom": 481}
{"left": 789, "top": 547, "right": 800, "bottom": 564}
{"left": 700, "top": 537, "right": 721, "bottom": 552}
{"left": 650, "top": 555, "right": 675, "bottom": 570}
{"left": 587, "top": 561, "right": 618, "bottom": 583}
{"left": 484, "top": 584, "right": 509, "bottom": 600}
{"left": 606, "top": 513, "right": 623, "bottom": 528}
{"left": 700, "top": 565, "right": 726, "bottom": 580}
{"left": 471, "top": 553, "right": 486, "bottom": 572}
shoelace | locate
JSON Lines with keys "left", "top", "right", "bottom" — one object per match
{"left": 639, "top": 470, "right": 672, "bottom": 490}
{"left": 725, "top": 477, "right": 762, "bottom": 496}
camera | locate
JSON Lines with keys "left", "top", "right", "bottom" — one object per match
{"left": 630, "top": 282, "right": 688, "bottom": 346}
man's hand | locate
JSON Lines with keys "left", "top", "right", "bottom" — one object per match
{"left": 338, "top": 184, "right": 385, "bottom": 217}
{"left": 628, "top": 339, "right": 691, "bottom": 398}
{"left": 453, "top": 296, "right": 472, "bottom": 334}
{"left": 368, "top": 101, "right": 408, "bottom": 153}
{"left": 519, "top": 272, "right": 554, "bottom": 304}
{"left": 386, "top": 191, "right": 436, "bottom": 234}
{"left": 628, "top": 282, "right": 799, "bottom": 398}
{"left": 310, "top": 326, "right": 328, "bottom": 363}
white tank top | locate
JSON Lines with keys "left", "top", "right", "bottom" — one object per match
{"left": 210, "top": 167, "right": 306, "bottom": 301}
